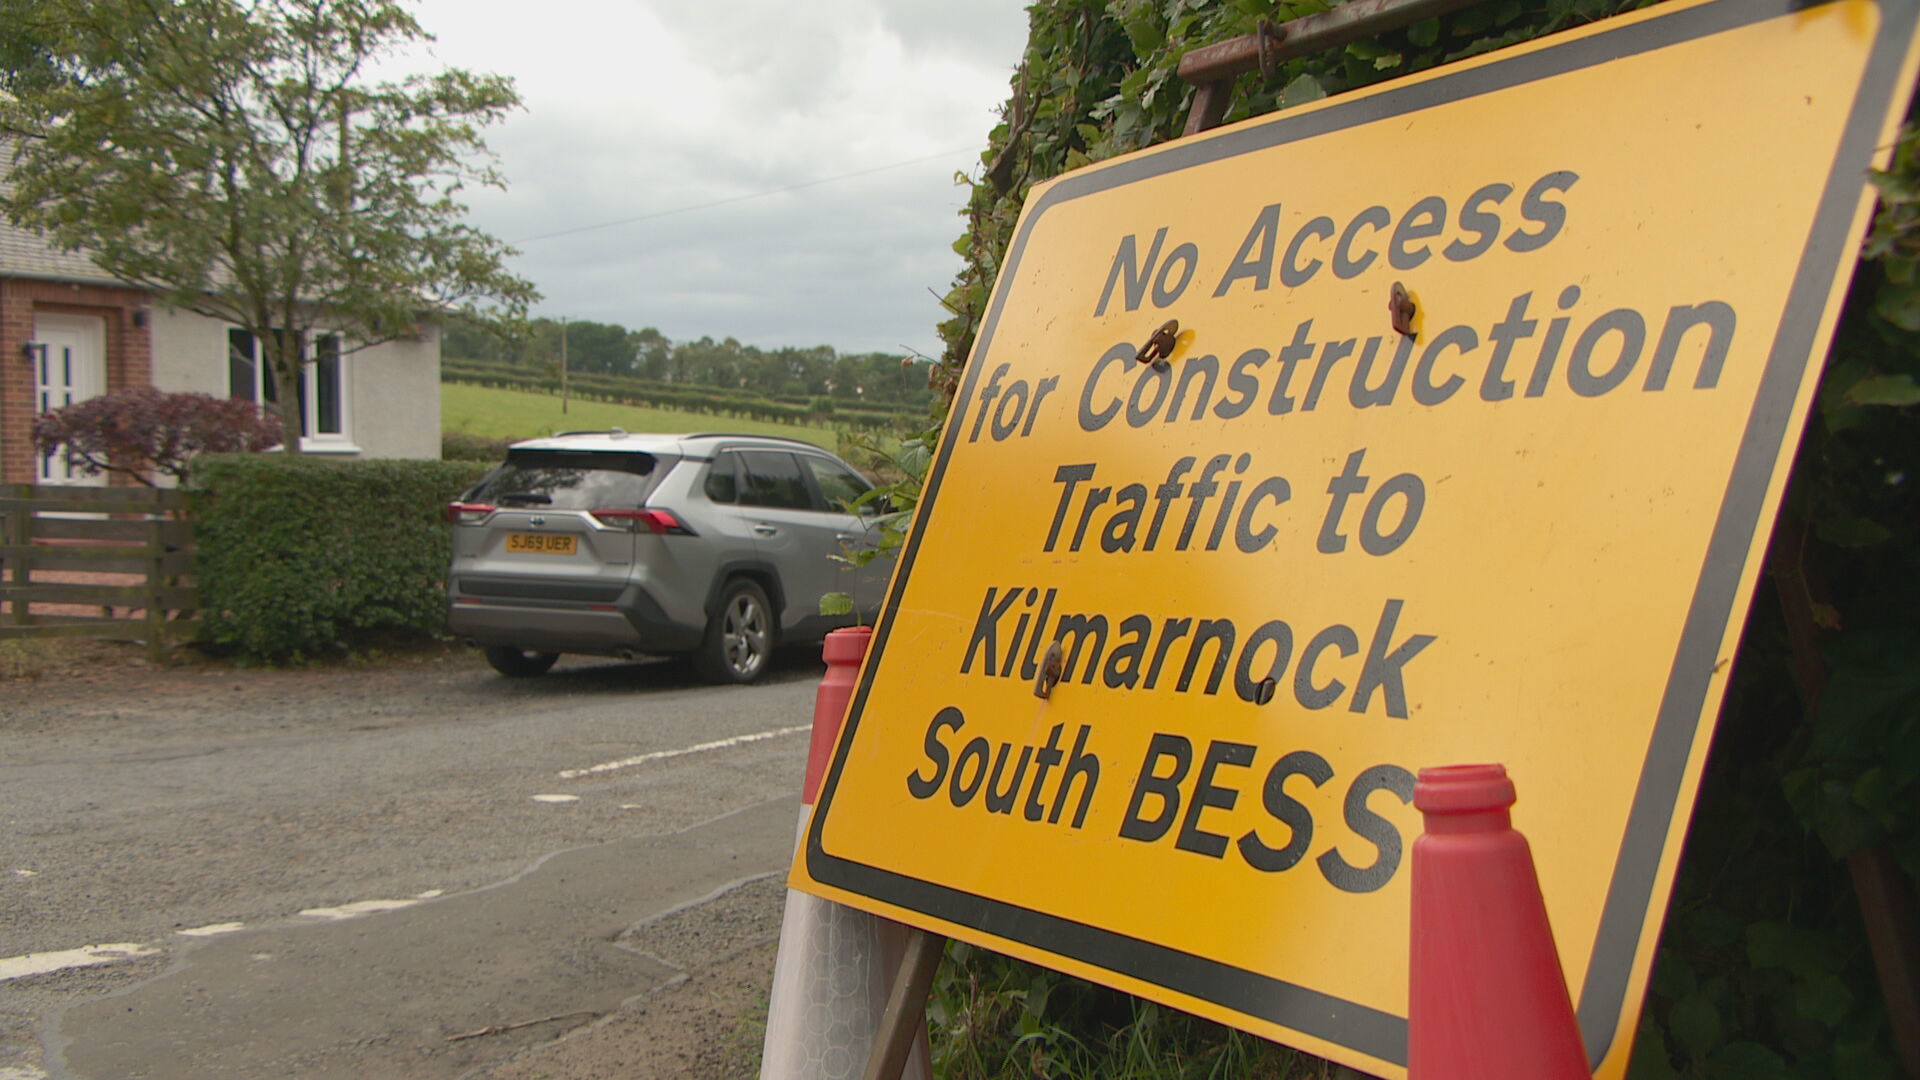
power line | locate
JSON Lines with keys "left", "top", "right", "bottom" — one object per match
{"left": 511, "top": 144, "right": 986, "bottom": 245}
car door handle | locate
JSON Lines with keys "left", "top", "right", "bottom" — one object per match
{"left": 753, "top": 524, "right": 777, "bottom": 536}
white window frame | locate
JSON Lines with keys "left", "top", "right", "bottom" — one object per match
{"left": 227, "top": 328, "right": 358, "bottom": 453}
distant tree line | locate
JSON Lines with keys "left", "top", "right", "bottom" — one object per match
{"left": 440, "top": 356, "right": 915, "bottom": 430}
{"left": 441, "top": 316, "right": 934, "bottom": 411}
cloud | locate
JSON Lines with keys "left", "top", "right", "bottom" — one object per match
{"left": 396, "top": 0, "right": 1027, "bottom": 357}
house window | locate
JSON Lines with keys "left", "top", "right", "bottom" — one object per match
{"left": 314, "top": 334, "right": 342, "bottom": 436}
{"left": 227, "top": 328, "right": 350, "bottom": 447}
{"left": 227, "top": 329, "right": 260, "bottom": 403}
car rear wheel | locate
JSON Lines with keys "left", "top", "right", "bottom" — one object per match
{"left": 483, "top": 645, "right": 560, "bottom": 677}
{"left": 697, "top": 579, "right": 773, "bottom": 684}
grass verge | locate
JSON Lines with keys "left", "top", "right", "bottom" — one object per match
{"left": 932, "top": 944, "right": 1337, "bottom": 1079}
{"left": 442, "top": 383, "right": 842, "bottom": 449}
{"left": 0, "top": 638, "right": 159, "bottom": 680}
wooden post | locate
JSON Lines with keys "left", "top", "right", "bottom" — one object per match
{"left": 167, "top": 496, "right": 196, "bottom": 631}
{"left": 1771, "top": 520, "right": 1920, "bottom": 1075}
{"left": 1175, "top": 0, "right": 1484, "bottom": 135}
{"left": 143, "top": 510, "right": 166, "bottom": 664}
{"left": 6, "top": 484, "right": 35, "bottom": 627}
{"left": 860, "top": 928, "right": 943, "bottom": 1080}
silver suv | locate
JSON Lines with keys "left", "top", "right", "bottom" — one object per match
{"left": 446, "top": 431, "right": 889, "bottom": 682}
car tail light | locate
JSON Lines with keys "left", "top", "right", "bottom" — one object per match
{"left": 591, "top": 508, "right": 696, "bottom": 535}
{"left": 447, "top": 501, "right": 495, "bottom": 525}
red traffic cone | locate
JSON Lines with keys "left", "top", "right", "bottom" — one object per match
{"left": 1409, "top": 764, "right": 1590, "bottom": 1080}
{"left": 804, "top": 626, "right": 871, "bottom": 804}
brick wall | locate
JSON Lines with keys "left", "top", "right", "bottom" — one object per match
{"left": 0, "top": 277, "right": 153, "bottom": 483}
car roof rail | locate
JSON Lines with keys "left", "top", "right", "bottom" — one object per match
{"left": 684, "top": 432, "right": 824, "bottom": 448}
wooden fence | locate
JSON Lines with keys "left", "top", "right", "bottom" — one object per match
{"left": 0, "top": 484, "right": 196, "bottom": 661}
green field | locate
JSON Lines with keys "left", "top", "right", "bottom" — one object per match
{"left": 441, "top": 382, "right": 843, "bottom": 450}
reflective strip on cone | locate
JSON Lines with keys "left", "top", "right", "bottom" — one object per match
{"left": 762, "top": 628, "right": 930, "bottom": 1080}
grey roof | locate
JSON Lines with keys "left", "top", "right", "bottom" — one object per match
{"left": 0, "top": 137, "right": 131, "bottom": 288}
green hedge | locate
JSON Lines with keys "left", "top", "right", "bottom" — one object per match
{"left": 440, "top": 358, "right": 918, "bottom": 429}
{"left": 190, "top": 454, "right": 491, "bottom": 661}
{"left": 442, "top": 430, "right": 512, "bottom": 462}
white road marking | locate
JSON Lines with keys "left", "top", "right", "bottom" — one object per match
{"left": 0, "top": 943, "right": 159, "bottom": 982}
{"left": 298, "top": 898, "right": 426, "bottom": 920}
{"left": 531, "top": 793, "right": 580, "bottom": 803}
{"left": 176, "top": 922, "right": 245, "bottom": 937}
{"left": 558, "top": 724, "right": 809, "bottom": 780}
{"left": 12, "top": 869, "right": 35, "bottom": 877}
{"left": 7, "top": 889, "right": 452, "bottom": 978}
{"left": 0, "top": 1065, "right": 51, "bottom": 1079}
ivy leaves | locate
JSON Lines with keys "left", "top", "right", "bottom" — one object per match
{"left": 1865, "top": 125, "right": 1920, "bottom": 330}
{"left": 1638, "top": 914, "right": 1901, "bottom": 1080}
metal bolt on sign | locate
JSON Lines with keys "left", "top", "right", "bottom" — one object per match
{"left": 1033, "top": 640, "right": 1065, "bottom": 699}
{"left": 1389, "top": 282, "right": 1417, "bottom": 338}
{"left": 1135, "top": 319, "right": 1180, "bottom": 371}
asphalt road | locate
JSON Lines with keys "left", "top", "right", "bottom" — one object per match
{"left": 0, "top": 648, "right": 824, "bottom": 1079}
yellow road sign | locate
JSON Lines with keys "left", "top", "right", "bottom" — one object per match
{"left": 791, "top": 2, "right": 1920, "bottom": 1077}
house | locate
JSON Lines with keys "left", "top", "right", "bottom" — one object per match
{"left": 0, "top": 165, "right": 443, "bottom": 485}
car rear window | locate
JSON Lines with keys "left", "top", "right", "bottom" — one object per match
{"left": 468, "top": 450, "right": 672, "bottom": 511}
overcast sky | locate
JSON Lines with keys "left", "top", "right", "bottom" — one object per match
{"left": 397, "top": 0, "right": 1033, "bottom": 360}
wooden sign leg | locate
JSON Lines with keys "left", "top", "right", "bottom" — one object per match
{"left": 861, "top": 927, "right": 943, "bottom": 1080}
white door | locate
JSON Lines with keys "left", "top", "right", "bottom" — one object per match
{"left": 33, "top": 313, "right": 107, "bottom": 486}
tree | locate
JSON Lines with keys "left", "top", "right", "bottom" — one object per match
{"left": 631, "top": 326, "right": 671, "bottom": 380}
{"left": 0, "top": 0, "right": 540, "bottom": 453}
{"left": 440, "top": 314, "right": 513, "bottom": 365}
{"left": 32, "top": 387, "right": 282, "bottom": 487}
{"left": 564, "top": 320, "right": 635, "bottom": 376}
{"left": 0, "top": 5, "right": 66, "bottom": 98}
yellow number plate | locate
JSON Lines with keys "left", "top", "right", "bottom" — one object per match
{"left": 505, "top": 533, "right": 576, "bottom": 555}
